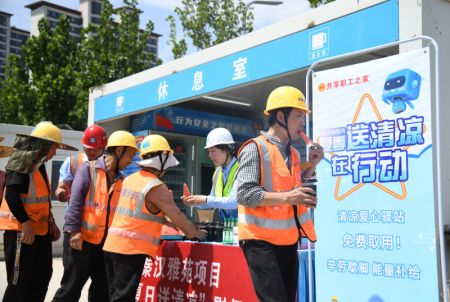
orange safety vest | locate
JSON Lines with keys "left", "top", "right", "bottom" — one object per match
{"left": 0, "top": 170, "right": 51, "bottom": 235}
{"left": 70, "top": 152, "right": 86, "bottom": 178}
{"left": 103, "top": 170, "right": 164, "bottom": 257}
{"left": 238, "top": 135, "right": 316, "bottom": 245}
{"left": 80, "top": 161, "right": 122, "bottom": 244}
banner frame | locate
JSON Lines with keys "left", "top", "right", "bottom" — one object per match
{"left": 305, "top": 36, "right": 445, "bottom": 302}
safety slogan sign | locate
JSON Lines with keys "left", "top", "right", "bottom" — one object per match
{"left": 137, "top": 241, "right": 258, "bottom": 302}
{"left": 313, "top": 48, "right": 439, "bottom": 301}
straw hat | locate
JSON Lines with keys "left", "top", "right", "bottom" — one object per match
{"left": 0, "top": 136, "right": 13, "bottom": 158}
{"left": 0, "top": 146, "right": 13, "bottom": 158}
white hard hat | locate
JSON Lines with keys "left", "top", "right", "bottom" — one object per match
{"left": 204, "top": 128, "right": 235, "bottom": 149}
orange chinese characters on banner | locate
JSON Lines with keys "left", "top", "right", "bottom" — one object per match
{"left": 183, "top": 183, "right": 191, "bottom": 197}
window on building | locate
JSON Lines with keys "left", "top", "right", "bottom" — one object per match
{"left": 9, "top": 47, "right": 21, "bottom": 55}
{"left": 0, "top": 58, "right": 5, "bottom": 66}
{"left": 70, "top": 16, "right": 82, "bottom": 25}
{"left": 10, "top": 39, "right": 23, "bottom": 47}
{"left": 47, "top": 10, "right": 61, "bottom": 20}
{"left": 147, "top": 38, "right": 157, "bottom": 46}
{"left": 91, "top": 1, "right": 102, "bottom": 15}
{"left": 49, "top": 20, "right": 58, "bottom": 28}
{"left": 91, "top": 16, "right": 100, "bottom": 24}
{"left": 0, "top": 50, "right": 7, "bottom": 58}
{"left": 0, "top": 28, "right": 5, "bottom": 34}
{"left": 0, "top": 16, "right": 6, "bottom": 26}
{"left": 70, "top": 26, "right": 81, "bottom": 35}
{"left": 0, "top": 43, "right": 5, "bottom": 50}
{"left": 146, "top": 46, "right": 157, "bottom": 55}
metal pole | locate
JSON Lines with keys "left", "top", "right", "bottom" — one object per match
{"left": 305, "top": 36, "right": 446, "bottom": 302}
{"left": 243, "top": 1, "right": 283, "bottom": 34}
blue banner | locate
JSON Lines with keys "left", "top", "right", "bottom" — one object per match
{"left": 130, "top": 106, "right": 259, "bottom": 142}
{"left": 122, "top": 131, "right": 148, "bottom": 177}
{"left": 94, "top": 1, "right": 399, "bottom": 122}
{"left": 313, "top": 48, "right": 438, "bottom": 301}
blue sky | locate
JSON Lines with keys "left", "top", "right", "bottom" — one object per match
{"left": 1, "top": 0, "right": 311, "bottom": 63}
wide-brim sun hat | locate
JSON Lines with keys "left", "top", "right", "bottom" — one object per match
{"left": 29, "top": 121, "right": 78, "bottom": 151}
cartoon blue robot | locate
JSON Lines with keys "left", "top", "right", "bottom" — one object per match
{"left": 382, "top": 68, "right": 422, "bottom": 114}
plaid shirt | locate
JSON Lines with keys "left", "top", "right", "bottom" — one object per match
{"left": 236, "top": 131, "right": 291, "bottom": 208}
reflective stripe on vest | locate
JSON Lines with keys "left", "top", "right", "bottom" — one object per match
{"left": 103, "top": 170, "right": 164, "bottom": 257}
{"left": 0, "top": 171, "right": 50, "bottom": 235}
{"left": 70, "top": 152, "right": 85, "bottom": 177}
{"left": 81, "top": 161, "right": 119, "bottom": 244}
{"left": 237, "top": 135, "right": 316, "bottom": 244}
{"left": 212, "top": 160, "right": 239, "bottom": 198}
{"left": 107, "top": 227, "right": 160, "bottom": 246}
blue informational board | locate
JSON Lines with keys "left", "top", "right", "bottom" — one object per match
{"left": 130, "top": 106, "right": 258, "bottom": 142}
{"left": 94, "top": 1, "right": 399, "bottom": 122}
{"left": 313, "top": 48, "right": 438, "bottom": 301}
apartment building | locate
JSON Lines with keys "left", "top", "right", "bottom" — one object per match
{"left": 0, "top": 0, "right": 160, "bottom": 79}
{"left": 0, "top": 11, "right": 30, "bottom": 79}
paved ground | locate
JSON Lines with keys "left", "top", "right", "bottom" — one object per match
{"left": 0, "top": 257, "right": 91, "bottom": 301}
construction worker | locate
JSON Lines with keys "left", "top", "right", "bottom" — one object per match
{"left": 52, "top": 130, "right": 138, "bottom": 302}
{"left": 236, "top": 86, "right": 324, "bottom": 302}
{"left": 0, "top": 121, "right": 78, "bottom": 302}
{"left": 103, "top": 134, "right": 206, "bottom": 301}
{"left": 0, "top": 136, "right": 13, "bottom": 201}
{"left": 54, "top": 125, "right": 107, "bottom": 278}
{"left": 55, "top": 125, "right": 107, "bottom": 202}
{"left": 182, "top": 128, "right": 238, "bottom": 221}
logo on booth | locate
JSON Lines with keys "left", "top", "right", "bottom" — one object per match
{"left": 116, "top": 96, "right": 124, "bottom": 113}
{"left": 309, "top": 27, "right": 329, "bottom": 60}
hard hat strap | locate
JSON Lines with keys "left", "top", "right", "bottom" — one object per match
{"left": 275, "top": 109, "right": 293, "bottom": 169}
{"left": 115, "top": 146, "right": 128, "bottom": 175}
{"left": 158, "top": 152, "right": 169, "bottom": 174}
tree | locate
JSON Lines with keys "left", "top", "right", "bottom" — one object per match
{"left": 308, "top": 0, "right": 335, "bottom": 8}
{"left": 167, "top": 0, "right": 254, "bottom": 59}
{"left": 0, "top": 56, "right": 36, "bottom": 125}
{"left": 73, "top": 0, "right": 159, "bottom": 128}
{"left": 0, "top": 0, "right": 159, "bottom": 130}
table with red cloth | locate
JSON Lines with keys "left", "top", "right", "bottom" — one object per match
{"left": 137, "top": 240, "right": 258, "bottom": 302}
{"left": 136, "top": 241, "right": 315, "bottom": 302}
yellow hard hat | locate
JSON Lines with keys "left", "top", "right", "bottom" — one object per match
{"left": 139, "top": 134, "right": 173, "bottom": 159}
{"left": 264, "top": 86, "right": 310, "bottom": 115}
{"left": 30, "top": 121, "right": 78, "bottom": 151}
{"left": 106, "top": 131, "right": 138, "bottom": 152}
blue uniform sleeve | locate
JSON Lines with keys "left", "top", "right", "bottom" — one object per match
{"left": 58, "top": 157, "right": 73, "bottom": 183}
{"left": 63, "top": 162, "right": 90, "bottom": 233}
{"left": 197, "top": 177, "right": 238, "bottom": 210}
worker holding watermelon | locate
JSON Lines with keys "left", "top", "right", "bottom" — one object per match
{"left": 182, "top": 127, "right": 239, "bottom": 222}
{"left": 102, "top": 134, "right": 206, "bottom": 301}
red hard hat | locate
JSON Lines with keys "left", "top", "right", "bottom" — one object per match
{"left": 81, "top": 125, "right": 107, "bottom": 149}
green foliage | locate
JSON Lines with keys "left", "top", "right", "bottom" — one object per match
{"left": 167, "top": 0, "right": 253, "bottom": 59}
{"left": 0, "top": 0, "right": 158, "bottom": 130}
{"left": 0, "top": 17, "right": 80, "bottom": 127}
{"left": 308, "top": 0, "right": 335, "bottom": 8}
